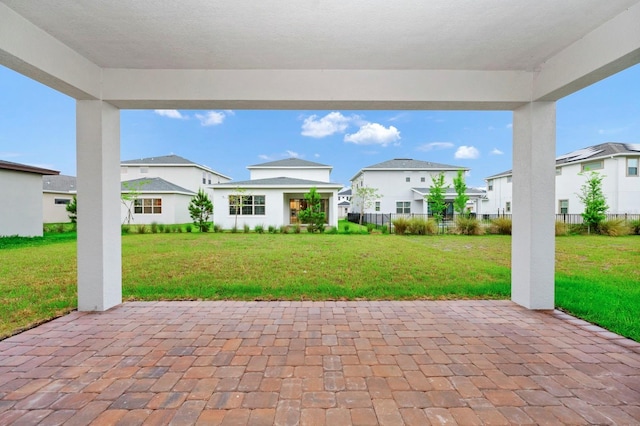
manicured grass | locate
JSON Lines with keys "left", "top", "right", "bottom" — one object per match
{"left": 1, "top": 232, "right": 638, "bottom": 341}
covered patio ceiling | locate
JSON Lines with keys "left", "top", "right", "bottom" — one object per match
{"left": 1, "top": 1, "right": 640, "bottom": 312}
{"left": 1, "top": 1, "right": 639, "bottom": 109}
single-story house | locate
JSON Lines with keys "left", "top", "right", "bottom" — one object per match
{"left": 211, "top": 158, "right": 343, "bottom": 229}
{"left": 1, "top": 160, "right": 58, "bottom": 237}
{"left": 42, "top": 174, "right": 77, "bottom": 223}
{"left": 121, "top": 177, "right": 195, "bottom": 225}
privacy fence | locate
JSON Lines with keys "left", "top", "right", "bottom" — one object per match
{"left": 347, "top": 212, "right": 640, "bottom": 234}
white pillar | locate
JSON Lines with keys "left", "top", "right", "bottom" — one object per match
{"left": 511, "top": 102, "right": 556, "bottom": 309}
{"left": 76, "top": 100, "right": 122, "bottom": 311}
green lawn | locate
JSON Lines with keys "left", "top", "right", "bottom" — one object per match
{"left": 1, "top": 232, "right": 638, "bottom": 341}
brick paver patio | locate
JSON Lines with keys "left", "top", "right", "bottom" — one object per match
{"left": 0, "top": 300, "right": 639, "bottom": 425}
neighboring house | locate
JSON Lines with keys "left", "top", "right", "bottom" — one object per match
{"left": 483, "top": 142, "right": 640, "bottom": 215}
{"left": 43, "top": 174, "right": 76, "bottom": 223}
{"left": 121, "top": 177, "right": 195, "bottom": 225}
{"left": 1, "top": 160, "right": 58, "bottom": 237}
{"left": 350, "top": 158, "right": 485, "bottom": 216}
{"left": 211, "top": 158, "right": 343, "bottom": 229}
{"left": 337, "top": 187, "right": 352, "bottom": 217}
{"left": 120, "top": 154, "right": 230, "bottom": 225}
{"left": 120, "top": 154, "right": 231, "bottom": 197}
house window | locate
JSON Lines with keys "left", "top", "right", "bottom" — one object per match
{"left": 54, "top": 198, "right": 71, "bottom": 205}
{"left": 487, "top": 179, "right": 494, "bottom": 191}
{"left": 375, "top": 201, "right": 380, "bottom": 212}
{"left": 559, "top": 199, "right": 569, "bottom": 214}
{"left": 140, "top": 167, "right": 148, "bottom": 174}
{"left": 506, "top": 176, "right": 512, "bottom": 183}
{"left": 134, "top": 198, "right": 162, "bottom": 214}
{"left": 229, "top": 195, "right": 266, "bottom": 215}
{"left": 420, "top": 177, "right": 425, "bottom": 183}
{"left": 208, "top": 173, "right": 212, "bottom": 184}
{"left": 202, "top": 172, "right": 206, "bottom": 184}
{"left": 405, "top": 177, "right": 410, "bottom": 182}
{"left": 556, "top": 168, "right": 562, "bottom": 176}
{"left": 505, "top": 201, "right": 511, "bottom": 213}
{"left": 120, "top": 167, "right": 128, "bottom": 174}
{"left": 581, "top": 160, "right": 603, "bottom": 172}
{"left": 396, "top": 201, "right": 411, "bottom": 214}
{"left": 627, "top": 158, "right": 639, "bottom": 176}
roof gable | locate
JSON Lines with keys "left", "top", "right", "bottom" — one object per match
{"left": 43, "top": 174, "right": 76, "bottom": 192}
{"left": 121, "top": 177, "right": 195, "bottom": 194}
{"left": 248, "top": 158, "right": 331, "bottom": 168}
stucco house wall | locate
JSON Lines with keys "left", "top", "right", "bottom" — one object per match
{"left": 0, "top": 161, "right": 58, "bottom": 237}
{"left": 484, "top": 143, "right": 640, "bottom": 215}
{"left": 43, "top": 192, "right": 74, "bottom": 223}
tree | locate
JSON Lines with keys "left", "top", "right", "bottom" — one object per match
{"left": 452, "top": 170, "right": 469, "bottom": 217}
{"left": 426, "top": 172, "right": 448, "bottom": 231}
{"left": 577, "top": 171, "right": 608, "bottom": 234}
{"left": 354, "top": 186, "right": 382, "bottom": 225}
{"left": 66, "top": 195, "right": 77, "bottom": 223}
{"left": 121, "top": 179, "right": 150, "bottom": 225}
{"left": 298, "top": 187, "right": 326, "bottom": 233}
{"left": 189, "top": 189, "right": 214, "bottom": 232}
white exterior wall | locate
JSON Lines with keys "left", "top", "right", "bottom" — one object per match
{"left": 43, "top": 192, "right": 74, "bottom": 223}
{"left": 0, "top": 170, "right": 44, "bottom": 237}
{"left": 250, "top": 168, "right": 331, "bottom": 182}
{"left": 121, "top": 165, "right": 230, "bottom": 196}
{"left": 485, "top": 156, "right": 640, "bottom": 215}
{"left": 120, "top": 193, "right": 193, "bottom": 225}
{"left": 212, "top": 187, "right": 338, "bottom": 229}
{"left": 351, "top": 169, "right": 459, "bottom": 214}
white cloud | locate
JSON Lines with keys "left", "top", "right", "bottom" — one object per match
{"left": 598, "top": 126, "right": 627, "bottom": 135}
{"left": 301, "top": 112, "right": 351, "bottom": 138}
{"left": 314, "top": 153, "right": 320, "bottom": 158}
{"left": 416, "top": 142, "right": 454, "bottom": 152}
{"left": 285, "top": 150, "right": 301, "bottom": 158}
{"left": 196, "top": 111, "right": 228, "bottom": 126}
{"left": 506, "top": 123, "right": 513, "bottom": 129}
{"left": 491, "top": 148, "right": 504, "bottom": 155}
{"left": 154, "top": 109, "right": 187, "bottom": 119}
{"left": 455, "top": 146, "right": 480, "bottom": 159}
{"left": 258, "top": 154, "right": 273, "bottom": 161}
{"left": 344, "top": 123, "right": 401, "bottom": 146}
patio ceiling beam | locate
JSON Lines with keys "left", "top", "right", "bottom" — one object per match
{"left": 533, "top": 2, "right": 640, "bottom": 102}
{"left": 101, "top": 69, "right": 533, "bottom": 111}
{"left": 0, "top": 3, "right": 101, "bottom": 100}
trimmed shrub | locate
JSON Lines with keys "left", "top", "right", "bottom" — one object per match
{"left": 164, "top": 225, "right": 171, "bottom": 233}
{"left": 121, "top": 224, "right": 131, "bottom": 234}
{"left": 392, "top": 217, "right": 410, "bottom": 235}
{"left": 630, "top": 219, "right": 640, "bottom": 235}
{"left": 254, "top": 224, "right": 265, "bottom": 234}
{"left": 231, "top": 226, "right": 238, "bottom": 233}
{"left": 268, "top": 225, "right": 277, "bottom": 234}
{"left": 293, "top": 224, "right": 301, "bottom": 234}
{"left": 150, "top": 222, "right": 159, "bottom": 234}
{"left": 343, "top": 223, "right": 351, "bottom": 234}
{"left": 243, "top": 223, "right": 250, "bottom": 234}
{"left": 280, "top": 225, "right": 290, "bottom": 234}
{"left": 157, "top": 223, "right": 165, "bottom": 233}
{"left": 455, "top": 217, "right": 483, "bottom": 235}
{"left": 326, "top": 226, "right": 338, "bottom": 234}
{"left": 381, "top": 225, "right": 389, "bottom": 234}
{"left": 136, "top": 224, "right": 147, "bottom": 234}
{"left": 185, "top": 223, "right": 193, "bottom": 233}
{"left": 490, "top": 217, "right": 512, "bottom": 235}
{"left": 213, "top": 223, "right": 222, "bottom": 233}
{"left": 407, "top": 218, "right": 430, "bottom": 235}
{"left": 599, "top": 219, "right": 629, "bottom": 236}
{"left": 366, "top": 223, "right": 375, "bottom": 233}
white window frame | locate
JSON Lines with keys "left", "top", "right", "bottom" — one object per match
{"left": 505, "top": 201, "right": 511, "bottom": 213}
{"left": 396, "top": 201, "right": 411, "bottom": 214}
{"left": 134, "top": 198, "right": 162, "bottom": 214}
{"left": 487, "top": 179, "right": 494, "bottom": 191}
{"left": 229, "top": 195, "right": 266, "bottom": 216}
{"left": 559, "top": 199, "right": 569, "bottom": 214}
{"left": 627, "top": 157, "right": 639, "bottom": 177}
{"left": 375, "top": 201, "right": 380, "bottom": 212}
{"left": 581, "top": 160, "right": 603, "bottom": 172}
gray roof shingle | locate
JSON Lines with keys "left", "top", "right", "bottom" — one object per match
{"left": 214, "top": 177, "right": 342, "bottom": 187}
{"left": 248, "top": 158, "right": 331, "bottom": 168}
{"left": 363, "top": 158, "right": 466, "bottom": 170}
{"left": 411, "top": 187, "right": 486, "bottom": 195}
{"left": 43, "top": 175, "right": 77, "bottom": 192}
{"left": 121, "top": 177, "right": 195, "bottom": 194}
{"left": 121, "top": 154, "right": 195, "bottom": 165}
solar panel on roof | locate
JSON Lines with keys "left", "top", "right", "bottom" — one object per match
{"left": 625, "top": 143, "right": 640, "bottom": 152}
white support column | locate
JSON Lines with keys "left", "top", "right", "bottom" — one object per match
{"left": 511, "top": 102, "right": 556, "bottom": 310}
{"left": 76, "top": 100, "right": 122, "bottom": 311}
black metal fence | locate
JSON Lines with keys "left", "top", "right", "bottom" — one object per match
{"left": 347, "top": 212, "right": 640, "bottom": 234}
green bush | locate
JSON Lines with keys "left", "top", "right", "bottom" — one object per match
{"left": 280, "top": 225, "right": 290, "bottom": 234}
{"left": 136, "top": 224, "right": 147, "bottom": 234}
{"left": 490, "top": 217, "right": 512, "bottom": 235}
{"left": 392, "top": 217, "right": 410, "bottom": 235}
{"left": 343, "top": 223, "right": 351, "bottom": 234}
{"left": 164, "top": 225, "right": 171, "bottom": 233}
{"left": 293, "top": 224, "right": 301, "bottom": 234}
{"left": 213, "top": 224, "right": 222, "bottom": 233}
{"left": 242, "top": 224, "right": 250, "bottom": 233}
{"left": 407, "top": 218, "right": 429, "bottom": 235}
{"left": 630, "top": 219, "right": 640, "bottom": 235}
{"left": 151, "top": 222, "right": 159, "bottom": 234}
{"left": 381, "top": 225, "right": 389, "bottom": 234}
{"left": 254, "top": 224, "right": 265, "bottom": 234}
{"left": 121, "top": 224, "right": 131, "bottom": 234}
{"left": 157, "top": 223, "right": 165, "bottom": 233}
{"left": 268, "top": 225, "right": 277, "bottom": 234}
{"left": 185, "top": 223, "right": 193, "bottom": 233}
{"left": 326, "top": 226, "right": 338, "bottom": 234}
{"left": 599, "top": 219, "right": 629, "bottom": 236}
{"left": 231, "top": 226, "right": 238, "bottom": 233}
{"left": 455, "top": 217, "right": 483, "bottom": 235}
{"left": 366, "top": 223, "right": 375, "bottom": 233}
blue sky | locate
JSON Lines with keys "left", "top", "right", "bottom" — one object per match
{"left": 1, "top": 64, "right": 638, "bottom": 188}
